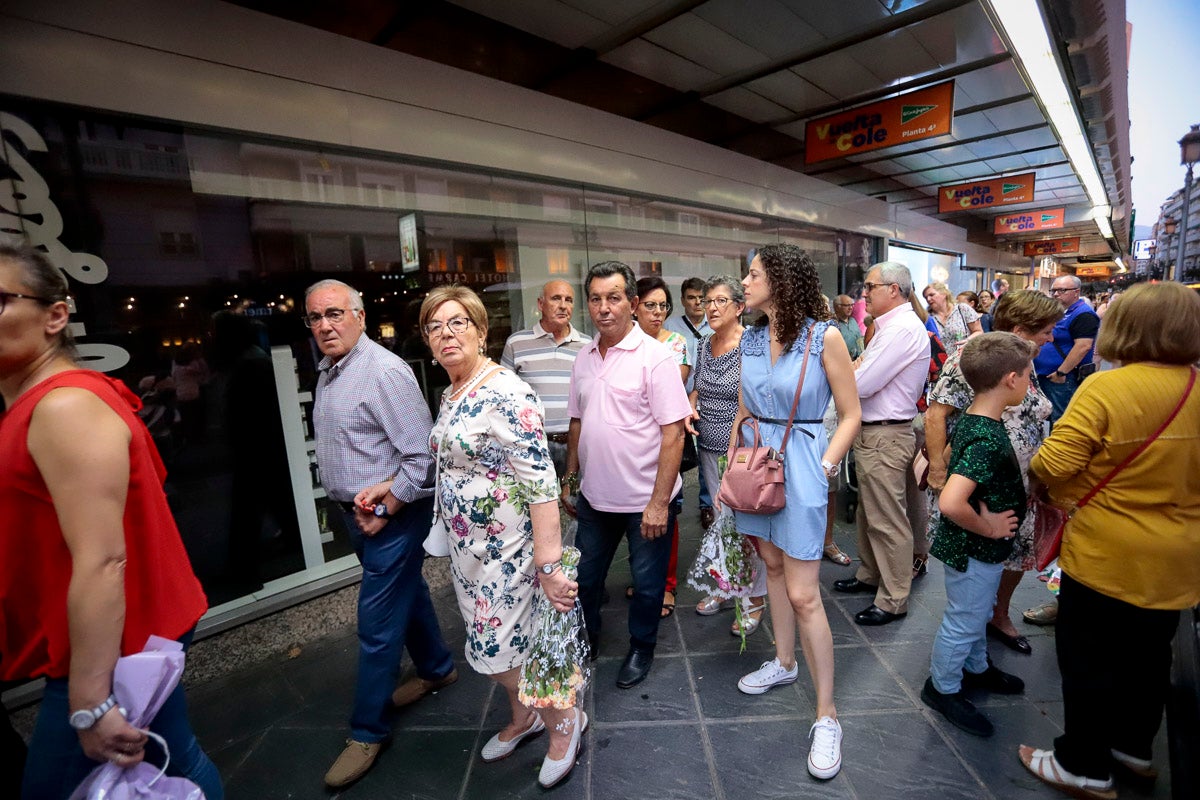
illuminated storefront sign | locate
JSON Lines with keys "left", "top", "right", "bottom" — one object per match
{"left": 1076, "top": 265, "right": 1111, "bottom": 277}
{"left": 993, "top": 208, "right": 1065, "bottom": 235}
{"left": 938, "top": 173, "right": 1035, "bottom": 214}
{"left": 1023, "top": 237, "right": 1081, "bottom": 257}
{"left": 804, "top": 82, "right": 954, "bottom": 165}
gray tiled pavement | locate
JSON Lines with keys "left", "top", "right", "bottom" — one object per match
{"left": 191, "top": 503, "right": 1172, "bottom": 799}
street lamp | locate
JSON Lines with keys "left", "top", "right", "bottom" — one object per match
{"left": 1174, "top": 124, "right": 1200, "bottom": 281}
{"left": 1163, "top": 217, "right": 1178, "bottom": 280}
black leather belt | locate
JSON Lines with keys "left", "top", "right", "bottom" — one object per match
{"left": 752, "top": 417, "right": 822, "bottom": 439}
{"left": 546, "top": 432, "right": 569, "bottom": 444}
{"left": 862, "top": 418, "right": 914, "bottom": 426}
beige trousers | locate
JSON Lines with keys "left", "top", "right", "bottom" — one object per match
{"left": 854, "top": 424, "right": 916, "bottom": 614}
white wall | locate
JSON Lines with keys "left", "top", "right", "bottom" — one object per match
{"left": 0, "top": 0, "right": 1029, "bottom": 273}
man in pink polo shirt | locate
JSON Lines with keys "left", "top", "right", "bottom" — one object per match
{"left": 561, "top": 261, "right": 692, "bottom": 689}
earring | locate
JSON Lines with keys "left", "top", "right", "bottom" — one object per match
{"left": 431, "top": 358, "right": 439, "bottom": 366}
{"left": 478, "top": 345, "right": 485, "bottom": 355}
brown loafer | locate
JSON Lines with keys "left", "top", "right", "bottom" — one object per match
{"left": 325, "top": 739, "right": 382, "bottom": 788}
{"left": 391, "top": 667, "right": 458, "bottom": 707}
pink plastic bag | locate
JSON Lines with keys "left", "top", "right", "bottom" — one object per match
{"left": 68, "top": 636, "right": 205, "bottom": 800}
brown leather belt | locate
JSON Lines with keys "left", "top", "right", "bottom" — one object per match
{"left": 546, "top": 432, "right": 569, "bottom": 444}
{"left": 862, "top": 418, "right": 914, "bottom": 426}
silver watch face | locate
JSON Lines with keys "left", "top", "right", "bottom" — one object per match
{"left": 541, "top": 563, "right": 554, "bottom": 574}
{"left": 69, "top": 709, "right": 96, "bottom": 730}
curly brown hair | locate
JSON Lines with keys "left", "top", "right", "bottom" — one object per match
{"left": 753, "top": 244, "right": 830, "bottom": 348}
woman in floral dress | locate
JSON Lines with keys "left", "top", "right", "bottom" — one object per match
{"left": 923, "top": 290, "right": 1063, "bottom": 654}
{"left": 416, "top": 285, "right": 583, "bottom": 788}
{"left": 923, "top": 281, "right": 982, "bottom": 356}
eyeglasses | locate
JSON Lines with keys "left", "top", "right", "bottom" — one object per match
{"left": 1049, "top": 287, "right": 1077, "bottom": 295}
{"left": 0, "top": 291, "right": 54, "bottom": 317}
{"left": 701, "top": 297, "right": 734, "bottom": 308}
{"left": 640, "top": 301, "right": 670, "bottom": 312}
{"left": 303, "top": 308, "right": 357, "bottom": 327}
{"left": 423, "top": 316, "right": 474, "bottom": 336}
{"left": 835, "top": 302, "right": 854, "bottom": 307}
{"left": 862, "top": 281, "right": 897, "bottom": 294}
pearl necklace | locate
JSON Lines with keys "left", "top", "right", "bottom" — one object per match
{"left": 447, "top": 358, "right": 491, "bottom": 401}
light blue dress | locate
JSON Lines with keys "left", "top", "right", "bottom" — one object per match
{"left": 734, "top": 321, "right": 833, "bottom": 560}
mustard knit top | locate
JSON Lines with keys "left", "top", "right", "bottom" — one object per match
{"left": 1030, "top": 363, "right": 1200, "bottom": 610}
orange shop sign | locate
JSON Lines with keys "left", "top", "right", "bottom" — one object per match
{"left": 804, "top": 82, "right": 954, "bottom": 165}
{"left": 938, "top": 173, "right": 1036, "bottom": 214}
{"left": 1023, "top": 237, "right": 1081, "bottom": 257}
{"left": 1075, "top": 265, "right": 1111, "bottom": 277}
{"left": 993, "top": 208, "right": 1065, "bottom": 235}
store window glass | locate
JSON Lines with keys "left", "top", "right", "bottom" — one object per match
{"left": 2, "top": 100, "right": 876, "bottom": 616}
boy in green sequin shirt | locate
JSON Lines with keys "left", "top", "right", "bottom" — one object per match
{"left": 921, "top": 333, "right": 1035, "bottom": 738}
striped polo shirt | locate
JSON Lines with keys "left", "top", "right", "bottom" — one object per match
{"left": 500, "top": 321, "right": 588, "bottom": 434}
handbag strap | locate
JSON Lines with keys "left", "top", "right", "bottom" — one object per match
{"left": 1075, "top": 366, "right": 1195, "bottom": 511}
{"left": 776, "top": 323, "right": 817, "bottom": 456}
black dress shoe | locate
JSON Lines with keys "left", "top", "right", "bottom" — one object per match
{"left": 832, "top": 577, "right": 877, "bottom": 594}
{"left": 986, "top": 622, "right": 1032, "bottom": 654}
{"left": 921, "top": 677, "right": 994, "bottom": 737}
{"left": 962, "top": 662, "right": 1025, "bottom": 695}
{"left": 587, "top": 634, "right": 600, "bottom": 662}
{"left": 854, "top": 604, "right": 906, "bottom": 626}
{"left": 616, "top": 648, "right": 654, "bottom": 689}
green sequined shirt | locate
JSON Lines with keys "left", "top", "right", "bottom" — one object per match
{"left": 931, "top": 413, "right": 1026, "bottom": 572}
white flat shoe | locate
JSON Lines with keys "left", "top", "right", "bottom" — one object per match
{"left": 538, "top": 709, "right": 589, "bottom": 789}
{"left": 480, "top": 714, "right": 545, "bottom": 763}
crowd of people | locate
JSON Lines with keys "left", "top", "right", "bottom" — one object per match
{"left": 3, "top": 236, "right": 1198, "bottom": 799}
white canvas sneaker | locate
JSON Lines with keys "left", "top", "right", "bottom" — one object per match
{"left": 736, "top": 657, "right": 799, "bottom": 695}
{"left": 807, "top": 716, "right": 843, "bottom": 779}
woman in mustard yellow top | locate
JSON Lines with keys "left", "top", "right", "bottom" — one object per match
{"left": 1018, "top": 282, "right": 1200, "bottom": 800}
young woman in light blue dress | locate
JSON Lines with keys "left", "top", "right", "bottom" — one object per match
{"left": 727, "top": 244, "right": 861, "bottom": 780}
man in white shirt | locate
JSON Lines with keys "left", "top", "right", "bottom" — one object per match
{"left": 663, "top": 277, "right": 714, "bottom": 524}
{"left": 833, "top": 262, "right": 929, "bottom": 626}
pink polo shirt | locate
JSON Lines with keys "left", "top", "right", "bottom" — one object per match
{"left": 568, "top": 326, "right": 693, "bottom": 512}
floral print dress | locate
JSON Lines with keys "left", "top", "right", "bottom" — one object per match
{"left": 929, "top": 302, "right": 981, "bottom": 357}
{"left": 429, "top": 369, "right": 560, "bottom": 675}
{"left": 925, "top": 349, "right": 1052, "bottom": 570}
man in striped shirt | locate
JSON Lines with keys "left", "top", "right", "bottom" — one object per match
{"left": 501, "top": 279, "right": 588, "bottom": 477}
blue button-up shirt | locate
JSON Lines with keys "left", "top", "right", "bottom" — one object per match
{"left": 313, "top": 335, "right": 434, "bottom": 504}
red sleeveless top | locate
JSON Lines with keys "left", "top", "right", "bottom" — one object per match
{"left": 0, "top": 370, "right": 208, "bottom": 681}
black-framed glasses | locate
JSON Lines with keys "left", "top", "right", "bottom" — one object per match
{"left": 640, "top": 301, "right": 670, "bottom": 312}
{"left": 302, "top": 307, "right": 355, "bottom": 328}
{"left": 862, "top": 281, "right": 897, "bottom": 293}
{"left": 0, "top": 291, "right": 54, "bottom": 316}
{"left": 701, "top": 297, "right": 734, "bottom": 308}
{"left": 1049, "top": 287, "right": 1077, "bottom": 295}
{"left": 423, "top": 316, "right": 474, "bottom": 336}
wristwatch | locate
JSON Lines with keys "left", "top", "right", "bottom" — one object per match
{"left": 539, "top": 561, "right": 561, "bottom": 575}
{"left": 1054, "top": 370, "right": 1068, "bottom": 378}
{"left": 69, "top": 694, "right": 119, "bottom": 730}
{"left": 821, "top": 459, "right": 841, "bottom": 477}
{"left": 373, "top": 503, "right": 393, "bottom": 520}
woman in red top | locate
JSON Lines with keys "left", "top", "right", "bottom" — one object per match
{"left": 0, "top": 243, "right": 220, "bottom": 799}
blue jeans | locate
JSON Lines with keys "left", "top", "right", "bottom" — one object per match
{"left": 1038, "top": 373, "right": 1079, "bottom": 427}
{"left": 342, "top": 496, "right": 454, "bottom": 743}
{"left": 930, "top": 557, "right": 1005, "bottom": 694}
{"left": 22, "top": 630, "right": 223, "bottom": 800}
{"left": 576, "top": 493, "right": 681, "bottom": 652}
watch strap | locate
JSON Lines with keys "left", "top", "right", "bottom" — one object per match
{"left": 70, "top": 694, "right": 118, "bottom": 728}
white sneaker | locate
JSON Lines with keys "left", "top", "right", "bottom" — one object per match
{"left": 807, "top": 716, "right": 843, "bottom": 779}
{"left": 737, "top": 657, "right": 799, "bottom": 695}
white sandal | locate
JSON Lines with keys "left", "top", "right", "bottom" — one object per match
{"left": 1018, "top": 745, "right": 1116, "bottom": 800}
{"left": 696, "top": 596, "right": 734, "bottom": 616}
{"left": 730, "top": 599, "right": 766, "bottom": 636}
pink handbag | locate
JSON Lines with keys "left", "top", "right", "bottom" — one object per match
{"left": 718, "top": 324, "right": 814, "bottom": 515}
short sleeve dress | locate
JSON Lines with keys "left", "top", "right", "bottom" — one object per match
{"left": 925, "top": 349, "right": 1052, "bottom": 570}
{"left": 734, "top": 322, "right": 833, "bottom": 561}
{"left": 693, "top": 334, "right": 742, "bottom": 454}
{"left": 429, "top": 369, "right": 560, "bottom": 674}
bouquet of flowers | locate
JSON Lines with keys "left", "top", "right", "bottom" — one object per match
{"left": 688, "top": 459, "right": 760, "bottom": 650}
{"left": 518, "top": 546, "right": 591, "bottom": 709}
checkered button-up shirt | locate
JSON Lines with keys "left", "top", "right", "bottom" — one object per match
{"left": 313, "top": 335, "right": 434, "bottom": 504}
